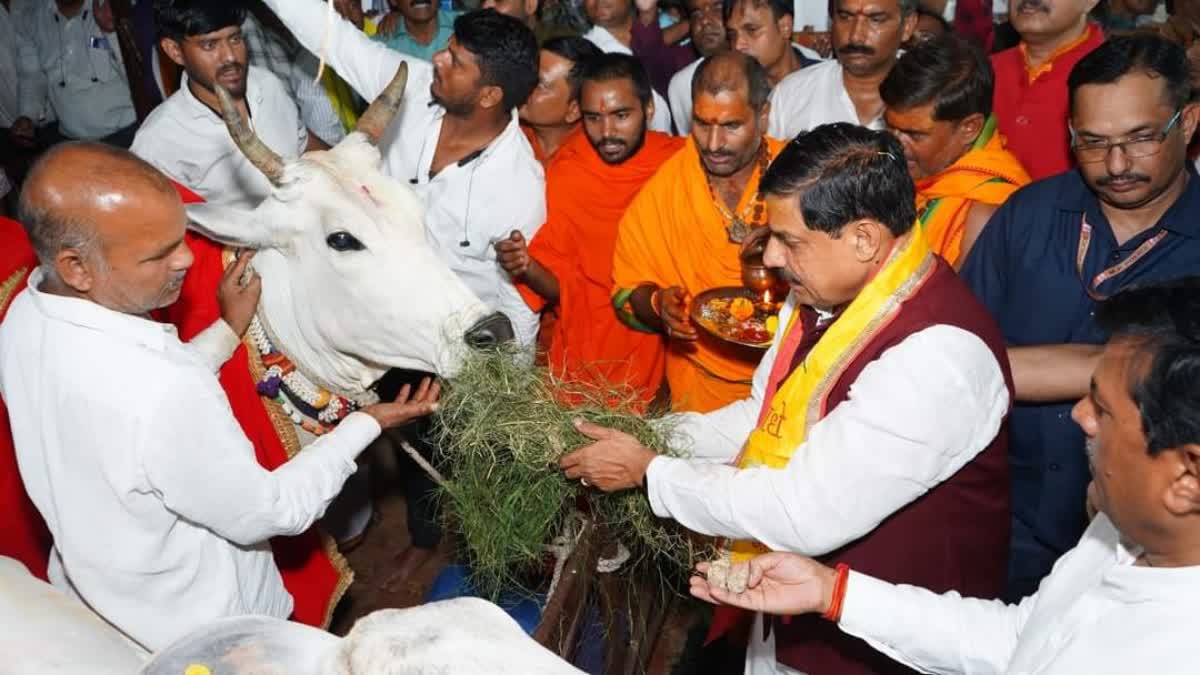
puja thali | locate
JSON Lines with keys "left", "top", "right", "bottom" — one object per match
{"left": 690, "top": 287, "right": 782, "bottom": 350}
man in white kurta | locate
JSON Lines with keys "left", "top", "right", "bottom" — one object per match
{"left": 768, "top": 0, "right": 915, "bottom": 139}
{"left": 562, "top": 125, "right": 1011, "bottom": 674}
{"left": 0, "top": 144, "right": 436, "bottom": 651}
{"left": 768, "top": 59, "right": 882, "bottom": 138}
{"left": 14, "top": 0, "right": 137, "bottom": 144}
{"left": 131, "top": 65, "right": 308, "bottom": 209}
{"left": 690, "top": 278, "right": 1200, "bottom": 675}
{"left": 255, "top": 0, "right": 544, "bottom": 348}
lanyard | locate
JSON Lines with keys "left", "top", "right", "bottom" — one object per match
{"left": 1076, "top": 213, "right": 1168, "bottom": 301}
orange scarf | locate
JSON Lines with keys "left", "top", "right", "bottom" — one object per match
{"left": 916, "top": 116, "right": 1030, "bottom": 265}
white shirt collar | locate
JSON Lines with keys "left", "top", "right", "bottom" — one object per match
{"left": 179, "top": 67, "right": 267, "bottom": 123}
{"left": 24, "top": 268, "right": 174, "bottom": 353}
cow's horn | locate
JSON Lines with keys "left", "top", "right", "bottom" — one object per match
{"left": 355, "top": 62, "right": 409, "bottom": 145}
{"left": 214, "top": 82, "right": 286, "bottom": 184}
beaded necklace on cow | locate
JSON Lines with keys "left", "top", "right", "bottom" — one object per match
{"left": 705, "top": 138, "right": 773, "bottom": 244}
{"left": 249, "top": 316, "right": 379, "bottom": 436}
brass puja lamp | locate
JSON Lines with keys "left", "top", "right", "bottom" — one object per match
{"left": 740, "top": 232, "right": 789, "bottom": 311}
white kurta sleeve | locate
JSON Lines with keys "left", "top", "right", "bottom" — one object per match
{"left": 645, "top": 324, "right": 1009, "bottom": 554}
{"left": 837, "top": 571, "right": 1035, "bottom": 674}
{"left": 258, "top": 0, "right": 427, "bottom": 104}
{"left": 481, "top": 157, "right": 546, "bottom": 350}
{"left": 184, "top": 319, "right": 241, "bottom": 372}
{"left": 140, "top": 371, "right": 382, "bottom": 546}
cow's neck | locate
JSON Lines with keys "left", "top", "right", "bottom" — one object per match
{"left": 250, "top": 250, "right": 387, "bottom": 398}
{"left": 247, "top": 315, "right": 380, "bottom": 437}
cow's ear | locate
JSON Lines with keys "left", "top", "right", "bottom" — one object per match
{"left": 186, "top": 204, "right": 282, "bottom": 249}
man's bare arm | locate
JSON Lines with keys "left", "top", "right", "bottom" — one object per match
{"left": 1009, "top": 344, "right": 1104, "bottom": 402}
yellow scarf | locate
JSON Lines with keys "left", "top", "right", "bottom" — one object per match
{"left": 729, "top": 229, "right": 936, "bottom": 563}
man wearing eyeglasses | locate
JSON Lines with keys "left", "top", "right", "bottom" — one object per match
{"left": 961, "top": 32, "right": 1200, "bottom": 603}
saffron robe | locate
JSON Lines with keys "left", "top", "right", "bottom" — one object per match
{"left": 612, "top": 136, "right": 785, "bottom": 413}
{"left": 519, "top": 130, "right": 684, "bottom": 405}
{"left": 916, "top": 116, "right": 1031, "bottom": 266}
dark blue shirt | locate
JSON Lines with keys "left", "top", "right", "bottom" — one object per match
{"left": 961, "top": 167, "right": 1200, "bottom": 599}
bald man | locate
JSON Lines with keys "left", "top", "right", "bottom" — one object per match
{"left": 0, "top": 143, "right": 439, "bottom": 651}
{"left": 612, "top": 52, "right": 785, "bottom": 413}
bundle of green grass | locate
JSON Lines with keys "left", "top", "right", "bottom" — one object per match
{"left": 431, "top": 347, "right": 705, "bottom": 600}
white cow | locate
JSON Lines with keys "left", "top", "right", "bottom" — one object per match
{"left": 0, "top": 557, "right": 579, "bottom": 674}
{"left": 186, "top": 63, "right": 514, "bottom": 543}
{"left": 142, "top": 599, "right": 583, "bottom": 674}
{"left": 187, "top": 63, "right": 514, "bottom": 401}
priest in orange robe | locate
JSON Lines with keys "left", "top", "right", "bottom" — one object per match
{"left": 881, "top": 34, "right": 1030, "bottom": 267}
{"left": 611, "top": 52, "right": 784, "bottom": 413}
{"left": 498, "top": 53, "right": 684, "bottom": 406}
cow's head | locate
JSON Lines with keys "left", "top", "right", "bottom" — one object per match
{"left": 187, "top": 64, "right": 513, "bottom": 396}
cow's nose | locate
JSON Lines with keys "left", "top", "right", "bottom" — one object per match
{"left": 465, "top": 312, "right": 514, "bottom": 349}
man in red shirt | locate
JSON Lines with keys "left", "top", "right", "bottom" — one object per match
{"left": 991, "top": 0, "right": 1104, "bottom": 180}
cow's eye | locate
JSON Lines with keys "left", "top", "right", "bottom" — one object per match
{"left": 326, "top": 231, "right": 365, "bottom": 252}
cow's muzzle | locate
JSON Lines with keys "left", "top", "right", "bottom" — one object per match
{"left": 464, "top": 312, "right": 514, "bottom": 349}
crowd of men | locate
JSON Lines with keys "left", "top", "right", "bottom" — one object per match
{"left": 2, "top": 0, "right": 1200, "bottom": 672}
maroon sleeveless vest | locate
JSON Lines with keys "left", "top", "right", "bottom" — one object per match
{"left": 772, "top": 258, "right": 1013, "bottom": 674}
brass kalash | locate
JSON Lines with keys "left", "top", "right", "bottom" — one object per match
{"left": 691, "top": 230, "right": 789, "bottom": 349}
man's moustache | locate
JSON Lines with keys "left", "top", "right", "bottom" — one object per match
{"left": 1097, "top": 172, "right": 1150, "bottom": 186}
{"left": 217, "top": 63, "right": 244, "bottom": 77}
{"left": 774, "top": 266, "right": 801, "bottom": 285}
{"left": 839, "top": 44, "right": 875, "bottom": 55}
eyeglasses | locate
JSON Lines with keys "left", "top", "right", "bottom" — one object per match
{"left": 1070, "top": 111, "right": 1182, "bottom": 164}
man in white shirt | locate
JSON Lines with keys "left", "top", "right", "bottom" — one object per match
{"left": 256, "top": 1, "right": 545, "bottom": 350}
{"left": 728, "top": 0, "right": 818, "bottom": 87}
{"left": 0, "top": 0, "right": 25, "bottom": 137}
{"left": 768, "top": 0, "right": 915, "bottom": 139}
{"left": 0, "top": 142, "right": 438, "bottom": 651}
{"left": 131, "top": 1, "right": 319, "bottom": 209}
{"left": 689, "top": 277, "right": 1200, "bottom": 675}
{"left": 0, "top": 0, "right": 19, "bottom": 213}
{"left": 13, "top": 0, "right": 137, "bottom": 146}
{"left": 668, "top": 0, "right": 726, "bottom": 134}
{"left": 562, "top": 124, "right": 1012, "bottom": 674}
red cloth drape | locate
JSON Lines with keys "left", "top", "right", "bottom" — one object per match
{"left": 0, "top": 217, "right": 53, "bottom": 579}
